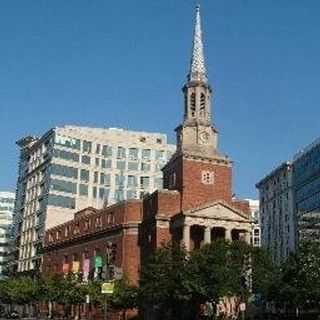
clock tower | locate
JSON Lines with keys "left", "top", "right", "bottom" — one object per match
{"left": 163, "top": 5, "right": 233, "bottom": 211}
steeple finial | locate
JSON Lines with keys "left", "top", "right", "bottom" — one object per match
{"left": 188, "top": 4, "right": 207, "bottom": 83}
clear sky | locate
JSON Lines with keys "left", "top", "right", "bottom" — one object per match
{"left": 1, "top": 0, "right": 320, "bottom": 198}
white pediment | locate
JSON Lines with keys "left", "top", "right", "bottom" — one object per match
{"left": 185, "top": 201, "right": 251, "bottom": 223}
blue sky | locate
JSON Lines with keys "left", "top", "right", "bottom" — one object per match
{"left": 1, "top": 0, "right": 320, "bottom": 198}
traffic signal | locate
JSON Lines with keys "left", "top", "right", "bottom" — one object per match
{"left": 106, "top": 242, "right": 117, "bottom": 265}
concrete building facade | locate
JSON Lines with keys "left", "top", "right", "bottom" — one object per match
{"left": 257, "top": 137, "right": 320, "bottom": 262}
{"left": 0, "top": 192, "right": 15, "bottom": 277}
{"left": 256, "top": 162, "right": 295, "bottom": 262}
{"left": 14, "top": 126, "right": 175, "bottom": 272}
{"left": 246, "top": 199, "right": 261, "bottom": 247}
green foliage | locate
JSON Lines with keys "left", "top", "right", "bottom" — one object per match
{"left": 277, "top": 241, "right": 320, "bottom": 310}
{"left": 3, "top": 276, "right": 39, "bottom": 305}
{"left": 110, "top": 277, "right": 138, "bottom": 311}
{"left": 139, "top": 240, "right": 254, "bottom": 320}
{"left": 251, "top": 246, "right": 280, "bottom": 301}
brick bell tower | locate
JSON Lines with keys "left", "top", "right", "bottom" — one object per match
{"left": 163, "top": 5, "right": 232, "bottom": 211}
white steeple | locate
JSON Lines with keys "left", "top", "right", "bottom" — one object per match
{"left": 188, "top": 5, "right": 207, "bottom": 83}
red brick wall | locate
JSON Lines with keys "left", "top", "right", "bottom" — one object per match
{"left": 43, "top": 232, "right": 124, "bottom": 274}
{"left": 156, "top": 226, "right": 171, "bottom": 247}
{"left": 231, "top": 199, "right": 251, "bottom": 217}
{"left": 122, "top": 233, "right": 140, "bottom": 284}
{"left": 164, "top": 155, "right": 232, "bottom": 211}
{"left": 182, "top": 158, "right": 232, "bottom": 210}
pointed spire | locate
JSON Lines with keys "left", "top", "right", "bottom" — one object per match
{"left": 188, "top": 4, "right": 207, "bottom": 83}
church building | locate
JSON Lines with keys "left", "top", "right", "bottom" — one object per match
{"left": 43, "top": 3, "right": 252, "bottom": 300}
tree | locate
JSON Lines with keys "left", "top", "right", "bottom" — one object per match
{"left": 250, "top": 246, "right": 280, "bottom": 301}
{"left": 139, "top": 242, "right": 195, "bottom": 320}
{"left": 110, "top": 278, "right": 138, "bottom": 319}
{"left": 139, "top": 240, "right": 254, "bottom": 320}
{"left": 279, "top": 241, "right": 320, "bottom": 313}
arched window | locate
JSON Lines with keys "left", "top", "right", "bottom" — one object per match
{"left": 190, "top": 93, "right": 196, "bottom": 117}
{"left": 200, "top": 93, "right": 206, "bottom": 117}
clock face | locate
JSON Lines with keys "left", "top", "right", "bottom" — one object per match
{"left": 199, "top": 131, "right": 210, "bottom": 144}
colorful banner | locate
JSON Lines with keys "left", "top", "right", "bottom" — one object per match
{"left": 72, "top": 261, "right": 80, "bottom": 273}
{"left": 94, "top": 255, "right": 103, "bottom": 268}
{"left": 83, "top": 259, "right": 90, "bottom": 282}
{"left": 62, "top": 263, "right": 69, "bottom": 273}
{"left": 83, "top": 259, "right": 90, "bottom": 273}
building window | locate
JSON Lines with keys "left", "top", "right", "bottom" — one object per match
{"left": 114, "top": 190, "right": 124, "bottom": 201}
{"left": 53, "top": 149, "right": 80, "bottom": 162}
{"left": 117, "top": 161, "right": 126, "bottom": 170}
{"left": 117, "top": 146, "right": 126, "bottom": 159}
{"left": 82, "top": 141, "right": 92, "bottom": 153}
{"left": 100, "top": 173, "right": 111, "bottom": 186}
{"left": 115, "top": 175, "right": 125, "bottom": 187}
{"left": 96, "top": 144, "right": 101, "bottom": 154}
{"left": 139, "top": 137, "right": 146, "bottom": 143}
{"left": 81, "top": 155, "right": 91, "bottom": 165}
{"left": 93, "top": 187, "right": 97, "bottom": 199}
{"left": 141, "top": 163, "right": 151, "bottom": 172}
{"left": 48, "top": 195, "right": 75, "bottom": 209}
{"left": 99, "top": 188, "right": 108, "bottom": 200}
{"left": 169, "top": 172, "right": 176, "bottom": 188}
{"left": 50, "top": 164, "right": 78, "bottom": 179}
{"left": 80, "top": 169, "right": 90, "bottom": 182}
{"left": 79, "top": 184, "right": 88, "bottom": 196}
{"left": 94, "top": 171, "right": 99, "bottom": 184}
{"left": 127, "top": 175, "right": 137, "bottom": 188}
{"left": 201, "top": 171, "right": 214, "bottom": 184}
{"left": 190, "top": 93, "right": 196, "bottom": 117}
{"left": 154, "top": 177, "right": 163, "bottom": 190}
{"left": 50, "top": 179, "right": 77, "bottom": 194}
{"left": 101, "top": 159, "right": 112, "bottom": 169}
{"left": 95, "top": 158, "right": 100, "bottom": 167}
{"left": 54, "top": 134, "right": 81, "bottom": 150}
{"left": 142, "top": 149, "right": 151, "bottom": 160}
{"left": 156, "top": 138, "right": 162, "bottom": 144}
{"left": 155, "top": 150, "right": 165, "bottom": 160}
{"left": 129, "top": 148, "right": 138, "bottom": 160}
{"left": 200, "top": 93, "right": 206, "bottom": 117}
{"left": 128, "top": 162, "right": 139, "bottom": 171}
{"left": 140, "top": 176, "right": 150, "bottom": 189}
{"left": 127, "top": 190, "right": 137, "bottom": 199}
{"left": 102, "top": 145, "right": 113, "bottom": 157}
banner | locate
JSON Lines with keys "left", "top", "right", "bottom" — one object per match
{"left": 83, "top": 259, "right": 90, "bottom": 273}
{"left": 62, "top": 263, "right": 70, "bottom": 273}
{"left": 94, "top": 255, "right": 103, "bottom": 268}
{"left": 72, "top": 261, "right": 80, "bottom": 273}
{"left": 83, "top": 259, "right": 90, "bottom": 282}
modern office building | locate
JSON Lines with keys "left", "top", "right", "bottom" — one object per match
{"left": 256, "top": 162, "right": 295, "bottom": 262}
{"left": 246, "top": 199, "right": 261, "bottom": 247}
{"left": 14, "top": 126, "right": 175, "bottom": 272}
{"left": 257, "top": 137, "right": 320, "bottom": 262}
{"left": 0, "top": 192, "right": 15, "bottom": 277}
{"left": 293, "top": 138, "right": 320, "bottom": 243}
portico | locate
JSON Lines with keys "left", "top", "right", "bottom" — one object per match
{"left": 171, "top": 200, "right": 252, "bottom": 251}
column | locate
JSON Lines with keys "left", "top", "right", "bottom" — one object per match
{"left": 245, "top": 231, "right": 251, "bottom": 245}
{"left": 183, "top": 224, "right": 191, "bottom": 251}
{"left": 225, "top": 228, "right": 232, "bottom": 242}
{"left": 204, "top": 226, "right": 211, "bottom": 244}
